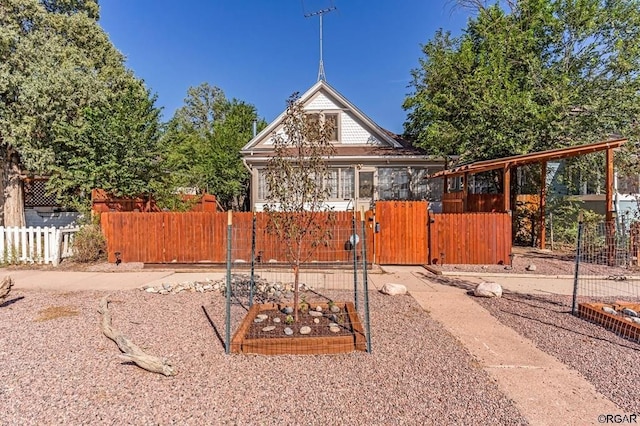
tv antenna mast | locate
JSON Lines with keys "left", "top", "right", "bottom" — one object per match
{"left": 303, "top": 1, "right": 336, "bottom": 82}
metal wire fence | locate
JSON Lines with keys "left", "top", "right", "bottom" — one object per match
{"left": 572, "top": 219, "right": 640, "bottom": 343}
{"left": 222, "top": 212, "right": 372, "bottom": 355}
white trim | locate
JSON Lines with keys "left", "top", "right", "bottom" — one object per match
{"left": 241, "top": 80, "right": 400, "bottom": 152}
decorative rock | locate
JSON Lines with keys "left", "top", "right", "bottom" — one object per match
{"left": 380, "top": 283, "right": 408, "bottom": 296}
{"left": 256, "top": 314, "right": 269, "bottom": 320}
{"left": 630, "top": 317, "right": 640, "bottom": 324}
{"left": 145, "top": 287, "right": 158, "bottom": 293}
{"left": 262, "top": 326, "right": 275, "bottom": 332}
{"left": 329, "top": 322, "right": 338, "bottom": 327}
{"left": 284, "top": 327, "right": 293, "bottom": 335}
{"left": 330, "top": 314, "right": 338, "bottom": 323}
{"left": 622, "top": 307, "right": 638, "bottom": 317}
{"left": 330, "top": 305, "right": 341, "bottom": 313}
{"left": 299, "top": 326, "right": 311, "bottom": 335}
{"left": 315, "top": 306, "right": 323, "bottom": 312}
{"left": 526, "top": 264, "right": 537, "bottom": 272}
{"left": 282, "top": 307, "right": 294, "bottom": 315}
{"left": 272, "top": 317, "right": 281, "bottom": 323}
{"left": 313, "top": 318, "right": 320, "bottom": 324}
{"left": 158, "top": 290, "right": 169, "bottom": 295}
{"left": 602, "top": 306, "right": 618, "bottom": 315}
{"left": 162, "top": 283, "right": 172, "bottom": 291}
{"left": 473, "top": 282, "right": 502, "bottom": 298}
{"left": 329, "top": 325, "right": 340, "bottom": 333}
{"left": 309, "top": 311, "right": 323, "bottom": 317}
{"left": 253, "top": 317, "right": 265, "bottom": 323}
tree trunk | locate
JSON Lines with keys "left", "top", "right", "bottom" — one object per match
{"left": 98, "top": 296, "right": 176, "bottom": 376}
{"left": 0, "top": 148, "right": 25, "bottom": 227}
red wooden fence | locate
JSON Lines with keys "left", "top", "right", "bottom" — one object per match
{"left": 374, "top": 201, "right": 428, "bottom": 265}
{"left": 100, "top": 204, "right": 513, "bottom": 265}
{"left": 100, "top": 211, "right": 373, "bottom": 264}
{"left": 428, "top": 212, "right": 512, "bottom": 265}
{"left": 442, "top": 192, "right": 504, "bottom": 213}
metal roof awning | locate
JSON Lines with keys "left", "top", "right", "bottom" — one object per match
{"left": 428, "top": 138, "right": 627, "bottom": 179}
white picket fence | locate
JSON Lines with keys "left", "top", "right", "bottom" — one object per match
{"left": 0, "top": 226, "right": 79, "bottom": 266}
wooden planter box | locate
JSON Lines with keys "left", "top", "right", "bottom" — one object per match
{"left": 578, "top": 302, "right": 640, "bottom": 343}
{"left": 231, "top": 302, "right": 367, "bottom": 355}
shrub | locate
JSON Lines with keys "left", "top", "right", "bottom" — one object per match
{"left": 72, "top": 225, "right": 107, "bottom": 262}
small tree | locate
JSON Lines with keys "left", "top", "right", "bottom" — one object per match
{"left": 263, "top": 93, "right": 336, "bottom": 322}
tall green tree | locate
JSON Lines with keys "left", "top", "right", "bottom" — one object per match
{"left": 0, "top": 0, "right": 159, "bottom": 224}
{"left": 159, "top": 83, "right": 265, "bottom": 210}
{"left": 48, "top": 78, "right": 161, "bottom": 213}
{"left": 404, "top": 0, "right": 640, "bottom": 166}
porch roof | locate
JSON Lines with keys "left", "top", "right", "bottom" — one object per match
{"left": 429, "top": 138, "right": 627, "bottom": 179}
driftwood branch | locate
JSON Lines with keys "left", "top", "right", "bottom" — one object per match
{"left": 0, "top": 276, "right": 14, "bottom": 301}
{"left": 98, "top": 296, "right": 176, "bottom": 376}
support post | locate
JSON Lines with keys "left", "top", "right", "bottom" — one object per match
{"left": 572, "top": 212, "right": 584, "bottom": 315}
{"left": 225, "top": 210, "right": 232, "bottom": 354}
{"left": 503, "top": 166, "right": 511, "bottom": 212}
{"left": 249, "top": 212, "right": 256, "bottom": 306}
{"left": 352, "top": 210, "right": 359, "bottom": 311}
{"left": 605, "top": 148, "right": 615, "bottom": 266}
{"left": 360, "top": 207, "right": 372, "bottom": 353}
{"left": 462, "top": 172, "right": 469, "bottom": 212}
{"left": 539, "top": 161, "right": 547, "bottom": 249}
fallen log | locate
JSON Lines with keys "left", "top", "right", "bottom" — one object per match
{"left": 98, "top": 296, "right": 176, "bottom": 376}
{"left": 0, "top": 276, "right": 14, "bottom": 301}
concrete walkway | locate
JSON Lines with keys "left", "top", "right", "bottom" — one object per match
{"left": 370, "top": 266, "right": 619, "bottom": 426}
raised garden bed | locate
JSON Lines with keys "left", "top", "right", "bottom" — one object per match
{"left": 231, "top": 302, "right": 367, "bottom": 355}
{"left": 578, "top": 301, "right": 640, "bottom": 343}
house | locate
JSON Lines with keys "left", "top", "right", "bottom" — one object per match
{"left": 241, "top": 80, "right": 445, "bottom": 212}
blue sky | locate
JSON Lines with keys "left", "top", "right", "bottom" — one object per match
{"left": 100, "top": 1, "right": 472, "bottom": 134}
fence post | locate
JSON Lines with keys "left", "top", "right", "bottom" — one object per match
{"left": 571, "top": 212, "right": 584, "bottom": 315}
{"left": 352, "top": 212, "right": 358, "bottom": 312}
{"left": 52, "top": 228, "right": 63, "bottom": 267}
{"left": 360, "top": 207, "right": 372, "bottom": 353}
{"left": 225, "top": 210, "right": 232, "bottom": 354}
{"left": 249, "top": 213, "right": 256, "bottom": 307}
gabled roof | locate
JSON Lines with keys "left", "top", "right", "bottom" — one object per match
{"left": 241, "top": 80, "right": 403, "bottom": 153}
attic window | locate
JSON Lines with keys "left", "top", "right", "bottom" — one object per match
{"left": 306, "top": 112, "right": 339, "bottom": 142}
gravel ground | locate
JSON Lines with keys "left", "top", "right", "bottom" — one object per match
{"left": 439, "top": 247, "right": 636, "bottom": 276}
{"left": 0, "top": 289, "right": 527, "bottom": 425}
{"left": 473, "top": 291, "right": 640, "bottom": 414}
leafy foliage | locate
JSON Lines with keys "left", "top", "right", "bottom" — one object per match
{"left": 0, "top": 0, "right": 160, "bottom": 224}
{"left": 404, "top": 0, "right": 640, "bottom": 165}
{"left": 158, "top": 83, "right": 265, "bottom": 211}
{"left": 263, "top": 93, "right": 336, "bottom": 321}
{"left": 71, "top": 224, "right": 106, "bottom": 262}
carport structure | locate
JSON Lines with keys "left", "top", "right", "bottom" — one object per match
{"left": 429, "top": 138, "right": 627, "bottom": 249}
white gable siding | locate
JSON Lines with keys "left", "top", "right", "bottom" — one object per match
{"left": 340, "top": 112, "right": 383, "bottom": 145}
{"left": 305, "top": 93, "right": 339, "bottom": 110}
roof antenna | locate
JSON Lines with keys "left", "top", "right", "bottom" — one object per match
{"left": 303, "top": 1, "right": 336, "bottom": 82}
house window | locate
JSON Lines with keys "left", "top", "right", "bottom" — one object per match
{"left": 306, "top": 112, "right": 339, "bottom": 142}
{"left": 257, "top": 167, "right": 354, "bottom": 201}
{"left": 378, "top": 168, "right": 429, "bottom": 201}
{"left": 358, "top": 171, "right": 374, "bottom": 199}
{"left": 326, "top": 168, "right": 354, "bottom": 200}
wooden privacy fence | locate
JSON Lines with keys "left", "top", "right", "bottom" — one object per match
{"left": 428, "top": 212, "right": 512, "bottom": 265}
{"left": 100, "top": 203, "right": 513, "bottom": 265}
{"left": 100, "top": 211, "right": 373, "bottom": 264}
{"left": 374, "top": 201, "right": 428, "bottom": 265}
{"left": 0, "top": 226, "right": 77, "bottom": 265}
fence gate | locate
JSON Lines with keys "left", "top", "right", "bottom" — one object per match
{"left": 374, "top": 201, "right": 428, "bottom": 265}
